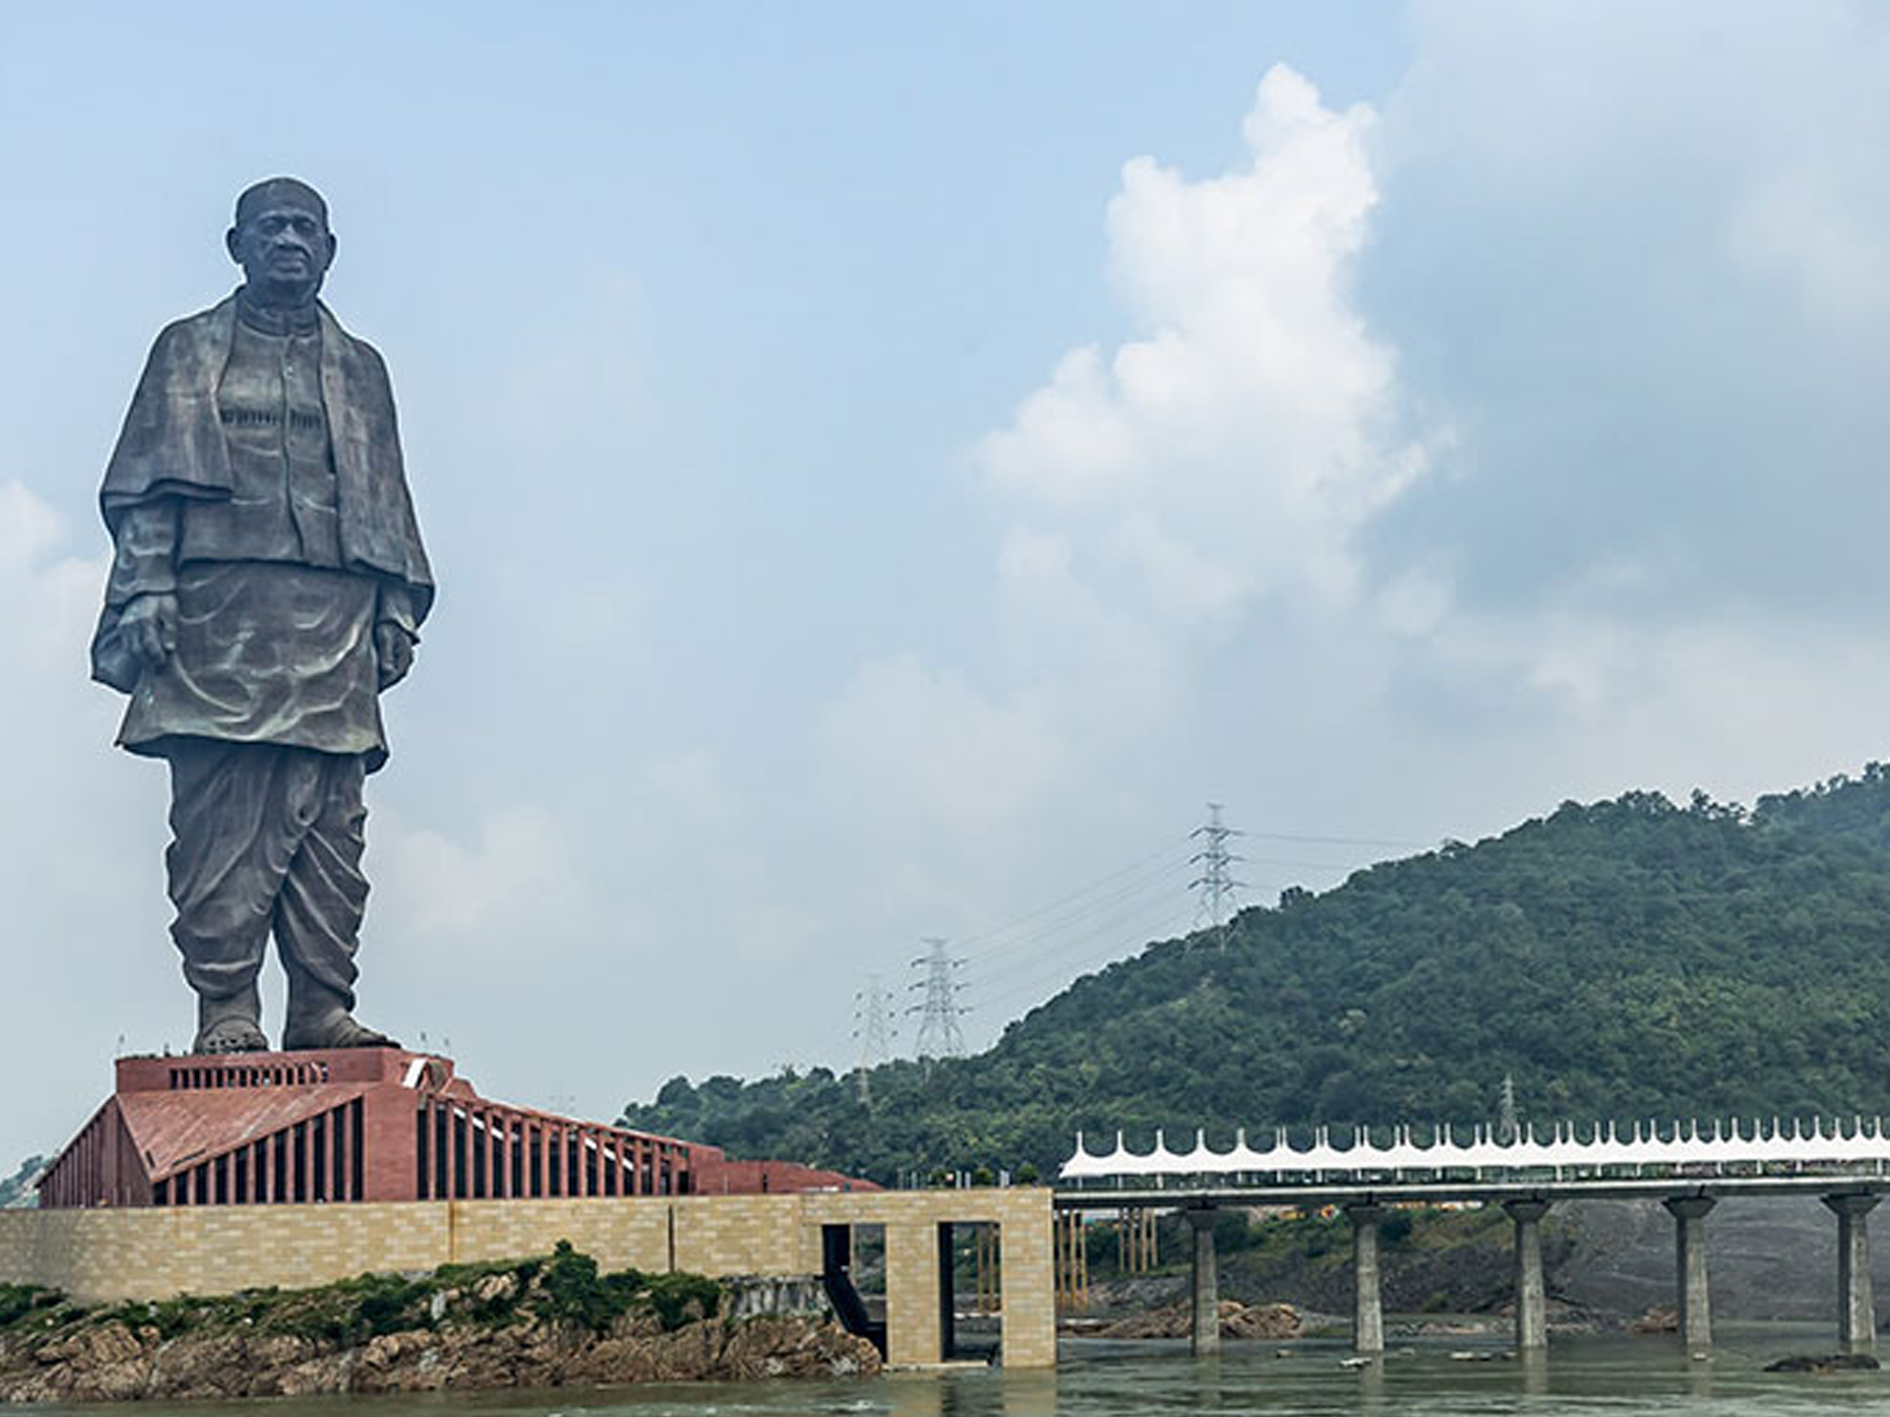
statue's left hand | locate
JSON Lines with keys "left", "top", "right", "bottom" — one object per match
{"left": 375, "top": 622, "right": 416, "bottom": 689}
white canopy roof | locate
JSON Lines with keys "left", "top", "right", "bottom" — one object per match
{"left": 1060, "top": 1117, "right": 1890, "bottom": 1183}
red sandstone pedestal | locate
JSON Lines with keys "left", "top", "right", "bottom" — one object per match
{"left": 39, "top": 1048, "right": 864, "bottom": 1210}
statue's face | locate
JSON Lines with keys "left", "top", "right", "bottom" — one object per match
{"left": 225, "top": 195, "right": 336, "bottom": 302}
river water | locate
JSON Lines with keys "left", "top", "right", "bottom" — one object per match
{"left": 19, "top": 1327, "right": 1890, "bottom": 1415}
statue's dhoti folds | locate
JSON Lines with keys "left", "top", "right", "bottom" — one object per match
{"left": 165, "top": 739, "right": 368, "bottom": 1011}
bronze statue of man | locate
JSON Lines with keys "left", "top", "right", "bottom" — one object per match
{"left": 90, "top": 178, "right": 433, "bottom": 1055}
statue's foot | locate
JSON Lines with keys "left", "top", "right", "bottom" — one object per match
{"left": 194, "top": 1017, "right": 269, "bottom": 1054}
{"left": 282, "top": 1009, "right": 400, "bottom": 1051}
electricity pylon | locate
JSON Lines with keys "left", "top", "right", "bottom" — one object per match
{"left": 851, "top": 975, "right": 898, "bottom": 1101}
{"left": 1190, "top": 803, "right": 1248, "bottom": 949}
{"left": 908, "top": 937, "right": 968, "bottom": 1061}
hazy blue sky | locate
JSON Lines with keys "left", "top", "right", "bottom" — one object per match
{"left": 3, "top": 2, "right": 1888, "bottom": 1166}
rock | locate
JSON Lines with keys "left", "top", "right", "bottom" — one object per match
{"left": 607, "top": 1309, "right": 663, "bottom": 1340}
{"left": 34, "top": 1319, "right": 143, "bottom": 1369}
{"left": 723, "top": 1317, "right": 877, "bottom": 1380}
{"left": 473, "top": 1272, "right": 518, "bottom": 1304}
{"left": 247, "top": 1334, "right": 312, "bottom": 1367}
{"left": 145, "top": 1332, "right": 251, "bottom": 1399}
{"left": 358, "top": 1332, "right": 404, "bottom": 1369}
{"left": 269, "top": 1356, "right": 343, "bottom": 1396}
{"left": 1632, "top": 1306, "right": 1678, "bottom": 1334}
{"left": 1224, "top": 1303, "right": 1303, "bottom": 1339}
{"left": 652, "top": 1317, "right": 727, "bottom": 1380}
{"left": 724, "top": 1274, "right": 831, "bottom": 1321}
{"left": 1096, "top": 1298, "right": 1302, "bottom": 1340}
{"left": 1765, "top": 1353, "right": 1882, "bottom": 1373}
{"left": 1093, "top": 1302, "right": 1192, "bottom": 1339}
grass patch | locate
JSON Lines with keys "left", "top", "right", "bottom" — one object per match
{"left": 0, "top": 1286, "right": 59, "bottom": 1332}
{"left": 533, "top": 1241, "right": 720, "bottom": 1333}
{"left": 640, "top": 1272, "right": 723, "bottom": 1331}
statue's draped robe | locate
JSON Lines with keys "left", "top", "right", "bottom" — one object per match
{"left": 92, "top": 293, "right": 433, "bottom": 1010}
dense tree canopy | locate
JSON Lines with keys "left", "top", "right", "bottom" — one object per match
{"left": 621, "top": 767, "right": 1890, "bottom": 1186}
{"left": 0, "top": 1158, "right": 45, "bottom": 1211}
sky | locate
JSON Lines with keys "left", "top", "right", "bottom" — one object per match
{"left": 3, "top": 1, "right": 1889, "bottom": 1167}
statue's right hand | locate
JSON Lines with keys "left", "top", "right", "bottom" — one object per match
{"left": 119, "top": 593, "right": 179, "bottom": 671}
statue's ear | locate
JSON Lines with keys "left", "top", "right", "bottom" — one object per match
{"left": 225, "top": 226, "right": 242, "bottom": 264}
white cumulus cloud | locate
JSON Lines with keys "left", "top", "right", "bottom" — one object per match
{"left": 979, "top": 64, "right": 1430, "bottom": 617}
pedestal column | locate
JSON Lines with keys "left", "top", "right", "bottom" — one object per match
{"left": 1504, "top": 1199, "right": 1551, "bottom": 1351}
{"left": 1662, "top": 1196, "right": 1714, "bottom": 1352}
{"left": 1346, "top": 1203, "right": 1385, "bottom": 1355}
{"left": 1186, "top": 1210, "right": 1220, "bottom": 1357}
{"left": 1823, "top": 1193, "right": 1880, "bottom": 1356}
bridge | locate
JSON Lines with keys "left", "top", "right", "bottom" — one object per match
{"left": 1055, "top": 1116, "right": 1890, "bottom": 1360}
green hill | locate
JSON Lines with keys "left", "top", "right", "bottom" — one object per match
{"left": 621, "top": 766, "right": 1890, "bottom": 1186}
{"left": 0, "top": 1158, "right": 45, "bottom": 1211}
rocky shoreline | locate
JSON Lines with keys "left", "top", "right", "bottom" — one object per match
{"left": 0, "top": 1245, "right": 879, "bottom": 1404}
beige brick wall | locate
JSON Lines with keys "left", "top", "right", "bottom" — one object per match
{"left": 671, "top": 1195, "right": 813, "bottom": 1277}
{"left": 0, "top": 1205, "right": 448, "bottom": 1301}
{"left": 0, "top": 1189, "right": 1057, "bottom": 1368}
{"left": 449, "top": 1199, "right": 671, "bottom": 1272}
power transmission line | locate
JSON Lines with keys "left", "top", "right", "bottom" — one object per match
{"left": 1190, "top": 802, "right": 1248, "bottom": 950}
{"left": 790, "top": 816, "right": 1424, "bottom": 1073}
{"left": 969, "top": 901, "right": 1199, "bottom": 1016}
{"left": 1244, "top": 829, "right": 1433, "bottom": 849}
{"left": 955, "top": 838, "right": 1197, "bottom": 960}
{"left": 951, "top": 823, "right": 1405, "bottom": 971}
{"left": 908, "top": 937, "right": 968, "bottom": 1060}
{"left": 968, "top": 854, "right": 1196, "bottom": 988}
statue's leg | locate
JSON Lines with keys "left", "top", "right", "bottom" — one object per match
{"left": 167, "top": 739, "right": 300, "bottom": 1054}
{"left": 277, "top": 752, "right": 397, "bottom": 1050}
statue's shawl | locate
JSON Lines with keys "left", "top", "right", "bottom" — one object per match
{"left": 93, "top": 295, "right": 434, "bottom": 691}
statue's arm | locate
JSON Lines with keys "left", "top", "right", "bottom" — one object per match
{"left": 94, "top": 499, "right": 180, "bottom": 679}
{"left": 375, "top": 581, "right": 418, "bottom": 639}
{"left": 105, "top": 500, "right": 179, "bottom": 609}
{"left": 374, "top": 581, "right": 419, "bottom": 690}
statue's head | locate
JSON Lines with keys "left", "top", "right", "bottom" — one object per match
{"left": 226, "top": 177, "right": 336, "bottom": 306}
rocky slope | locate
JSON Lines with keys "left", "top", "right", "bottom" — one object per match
{"left": 0, "top": 1246, "right": 878, "bottom": 1404}
{"left": 1556, "top": 1195, "right": 1890, "bottom": 1321}
{"left": 1079, "top": 1197, "right": 1888, "bottom": 1331}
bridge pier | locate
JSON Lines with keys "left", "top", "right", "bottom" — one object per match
{"left": 1503, "top": 1199, "right": 1551, "bottom": 1351}
{"left": 1662, "top": 1196, "right": 1714, "bottom": 1352}
{"left": 1346, "top": 1202, "right": 1384, "bottom": 1355}
{"left": 1823, "top": 1192, "right": 1880, "bottom": 1355}
{"left": 1185, "top": 1209, "right": 1220, "bottom": 1357}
